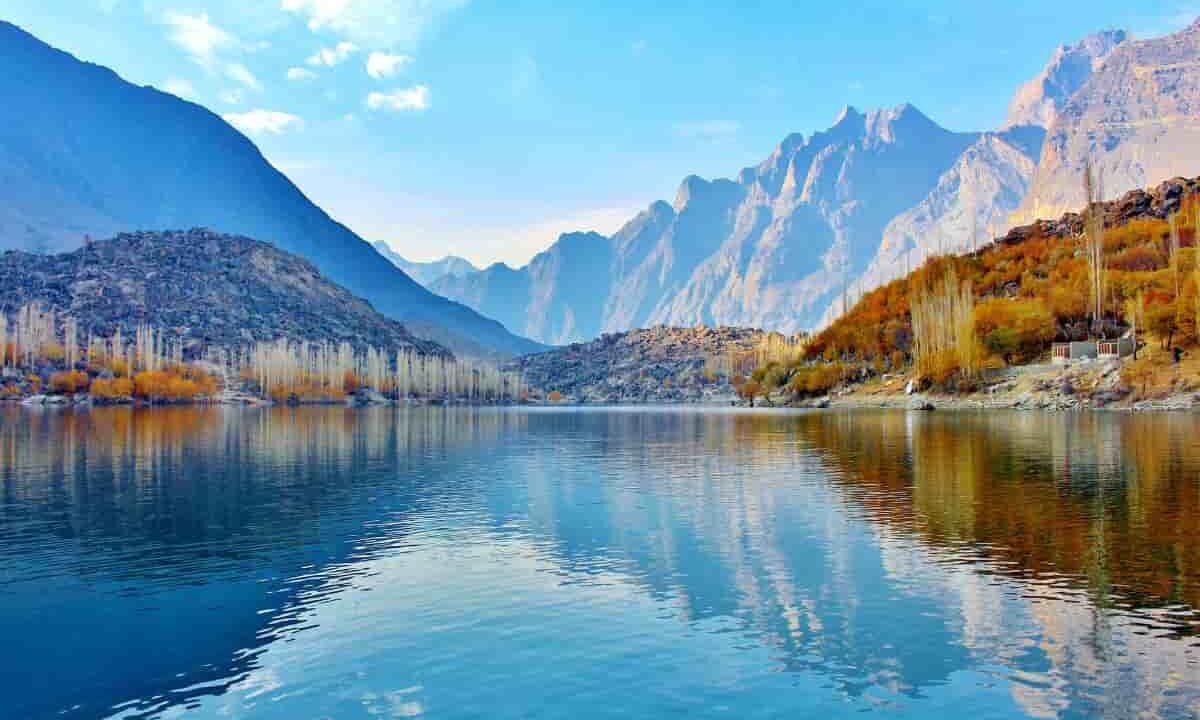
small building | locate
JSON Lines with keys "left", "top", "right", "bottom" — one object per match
{"left": 1052, "top": 334, "right": 1135, "bottom": 365}
{"left": 1051, "top": 341, "right": 1098, "bottom": 364}
{"left": 1098, "top": 336, "right": 1135, "bottom": 359}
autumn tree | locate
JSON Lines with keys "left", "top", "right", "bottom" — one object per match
{"left": 910, "top": 263, "right": 979, "bottom": 382}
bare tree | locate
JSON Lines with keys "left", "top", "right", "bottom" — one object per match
{"left": 1169, "top": 212, "right": 1182, "bottom": 298}
{"left": 1083, "top": 161, "right": 1106, "bottom": 337}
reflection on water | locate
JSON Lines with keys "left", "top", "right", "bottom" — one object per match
{"left": 0, "top": 407, "right": 1198, "bottom": 719}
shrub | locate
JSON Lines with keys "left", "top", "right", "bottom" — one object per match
{"left": 1146, "top": 300, "right": 1179, "bottom": 348}
{"left": 49, "top": 370, "right": 90, "bottom": 394}
{"left": 736, "top": 379, "right": 764, "bottom": 406}
{"left": 90, "top": 377, "right": 133, "bottom": 401}
{"left": 1109, "top": 245, "right": 1165, "bottom": 272}
{"left": 751, "top": 362, "right": 790, "bottom": 396}
{"left": 132, "top": 366, "right": 217, "bottom": 402}
{"left": 786, "top": 364, "right": 845, "bottom": 397}
{"left": 974, "top": 297, "right": 1054, "bottom": 364}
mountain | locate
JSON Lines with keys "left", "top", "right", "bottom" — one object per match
{"left": 372, "top": 241, "right": 478, "bottom": 288}
{"left": 436, "top": 104, "right": 978, "bottom": 342}
{"left": 0, "top": 229, "right": 447, "bottom": 356}
{"left": 1003, "top": 30, "right": 1128, "bottom": 130}
{"left": 432, "top": 231, "right": 612, "bottom": 345}
{"left": 647, "top": 105, "right": 975, "bottom": 332}
{"left": 435, "top": 22, "right": 1198, "bottom": 343}
{"left": 821, "top": 126, "right": 1045, "bottom": 325}
{"left": 0, "top": 21, "right": 541, "bottom": 358}
{"left": 1015, "top": 20, "right": 1200, "bottom": 224}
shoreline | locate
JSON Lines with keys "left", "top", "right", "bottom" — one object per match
{"left": 9, "top": 393, "right": 1198, "bottom": 413}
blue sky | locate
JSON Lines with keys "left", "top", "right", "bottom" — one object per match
{"left": 1, "top": 1, "right": 1197, "bottom": 267}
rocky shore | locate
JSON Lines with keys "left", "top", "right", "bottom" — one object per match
{"left": 798, "top": 358, "right": 1199, "bottom": 412}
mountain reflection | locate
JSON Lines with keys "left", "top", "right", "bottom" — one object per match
{"left": 0, "top": 407, "right": 1197, "bottom": 719}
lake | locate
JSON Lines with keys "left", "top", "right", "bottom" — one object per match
{"left": 1, "top": 406, "right": 1198, "bottom": 719}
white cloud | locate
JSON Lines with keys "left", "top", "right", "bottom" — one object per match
{"left": 367, "top": 85, "right": 430, "bottom": 112}
{"left": 287, "top": 66, "right": 317, "bottom": 81}
{"left": 306, "top": 40, "right": 358, "bottom": 66}
{"left": 223, "top": 109, "right": 304, "bottom": 135}
{"left": 162, "top": 77, "right": 196, "bottom": 100}
{"left": 281, "top": 0, "right": 468, "bottom": 47}
{"left": 219, "top": 88, "right": 245, "bottom": 105}
{"left": 672, "top": 120, "right": 740, "bottom": 140}
{"left": 366, "top": 51, "right": 410, "bottom": 79}
{"left": 162, "top": 11, "right": 235, "bottom": 66}
{"left": 225, "top": 62, "right": 261, "bottom": 90}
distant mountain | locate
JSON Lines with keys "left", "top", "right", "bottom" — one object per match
{"left": 0, "top": 229, "right": 447, "bottom": 356}
{"left": 1015, "top": 20, "right": 1200, "bottom": 224}
{"left": 0, "top": 21, "right": 541, "bottom": 358}
{"left": 436, "top": 22, "right": 1198, "bottom": 343}
{"left": 436, "top": 104, "right": 978, "bottom": 342}
{"left": 372, "top": 241, "right": 477, "bottom": 288}
{"left": 432, "top": 231, "right": 612, "bottom": 346}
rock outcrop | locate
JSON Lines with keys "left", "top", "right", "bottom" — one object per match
{"left": 0, "top": 229, "right": 448, "bottom": 357}
{"left": 506, "top": 326, "right": 792, "bottom": 403}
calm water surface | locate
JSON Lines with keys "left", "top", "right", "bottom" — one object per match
{"left": 1, "top": 406, "right": 1199, "bottom": 719}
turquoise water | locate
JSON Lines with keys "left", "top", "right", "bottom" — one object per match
{"left": 1, "top": 406, "right": 1198, "bottom": 719}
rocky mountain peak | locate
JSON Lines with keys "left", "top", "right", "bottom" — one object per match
{"left": 549, "top": 231, "right": 608, "bottom": 253}
{"left": 1013, "top": 19, "right": 1200, "bottom": 224}
{"left": 862, "top": 103, "right": 939, "bottom": 144}
{"left": 1003, "top": 28, "right": 1128, "bottom": 129}
{"left": 831, "top": 104, "right": 862, "bottom": 128}
{"left": 672, "top": 175, "right": 741, "bottom": 213}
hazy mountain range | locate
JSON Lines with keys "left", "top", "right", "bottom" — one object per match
{"left": 433, "top": 21, "right": 1200, "bottom": 343}
{"left": 0, "top": 21, "right": 542, "bottom": 358}
{"left": 372, "top": 241, "right": 478, "bottom": 288}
